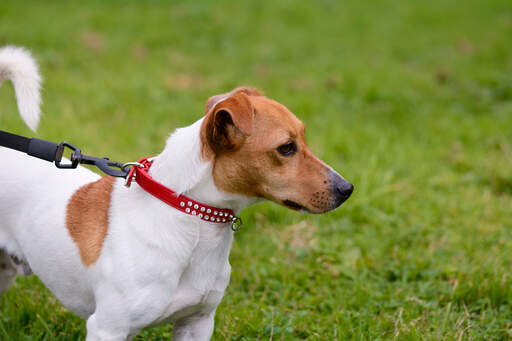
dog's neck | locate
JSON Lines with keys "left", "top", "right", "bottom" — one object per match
{"left": 148, "top": 118, "right": 256, "bottom": 213}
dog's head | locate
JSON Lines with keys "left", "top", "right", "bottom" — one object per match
{"left": 200, "top": 87, "right": 353, "bottom": 213}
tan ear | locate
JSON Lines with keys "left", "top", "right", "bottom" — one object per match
{"left": 205, "top": 87, "right": 262, "bottom": 114}
{"left": 201, "top": 91, "right": 254, "bottom": 157}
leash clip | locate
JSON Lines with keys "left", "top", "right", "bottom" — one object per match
{"left": 55, "top": 142, "right": 129, "bottom": 178}
{"left": 230, "top": 216, "right": 243, "bottom": 232}
{"left": 55, "top": 142, "right": 80, "bottom": 169}
{"left": 123, "top": 162, "right": 145, "bottom": 187}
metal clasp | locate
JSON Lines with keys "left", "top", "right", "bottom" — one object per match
{"left": 55, "top": 142, "right": 80, "bottom": 169}
{"left": 230, "top": 216, "right": 243, "bottom": 232}
{"left": 121, "top": 162, "right": 144, "bottom": 172}
{"left": 122, "top": 162, "right": 145, "bottom": 187}
{"left": 55, "top": 142, "right": 129, "bottom": 177}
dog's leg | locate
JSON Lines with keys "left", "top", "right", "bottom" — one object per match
{"left": 85, "top": 286, "right": 131, "bottom": 341}
{"left": 171, "top": 311, "right": 215, "bottom": 341}
{"left": 0, "top": 249, "right": 17, "bottom": 295}
{"left": 86, "top": 311, "right": 131, "bottom": 341}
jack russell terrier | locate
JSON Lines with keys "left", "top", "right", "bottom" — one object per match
{"left": 0, "top": 46, "right": 353, "bottom": 340}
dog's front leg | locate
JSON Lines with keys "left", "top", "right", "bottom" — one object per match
{"left": 171, "top": 311, "right": 215, "bottom": 341}
{"left": 85, "top": 286, "right": 131, "bottom": 341}
{"left": 86, "top": 314, "right": 130, "bottom": 341}
{"left": 86, "top": 308, "right": 132, "bottom": 341}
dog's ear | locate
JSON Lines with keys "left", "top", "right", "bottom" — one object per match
{"left": 204, "top": 87, "right": 262, "bottom": 114}
{"left": 201, "top": 90, "right": 255, "bottom": 158}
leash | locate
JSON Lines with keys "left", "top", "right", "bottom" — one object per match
{"left": 0, "top": 129, "right": 242, "bottom": 231}
{"left": 0, "top": 130, "right": 129, "bottom": 177}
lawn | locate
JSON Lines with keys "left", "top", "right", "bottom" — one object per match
{"left": 1, "top": 0, "right": 512, "bottom": 339}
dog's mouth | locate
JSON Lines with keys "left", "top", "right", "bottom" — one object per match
{"left": 282, "top": 200, "right": 305, "bottom": 211}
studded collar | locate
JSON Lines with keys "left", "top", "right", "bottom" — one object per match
{"left": 125, "top": 157, "right": 242, "bottom": 231}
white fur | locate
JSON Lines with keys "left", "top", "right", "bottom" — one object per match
{"left": 0, "top": 46, "right": 42, "bottom": 131}
{"left": 0, "top": 47, "right": 257, "bottom": 340}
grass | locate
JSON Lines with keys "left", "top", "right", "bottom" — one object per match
{"left": 1, "top": 0, "right": 512, "bottom": 339}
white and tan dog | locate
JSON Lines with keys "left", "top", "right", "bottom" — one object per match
{"left": 0, "top": 46, "right": 353, "bottom": 340}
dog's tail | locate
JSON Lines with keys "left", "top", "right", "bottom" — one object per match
{"left": 0, "top": 46, "right": 42, "bottom": 131}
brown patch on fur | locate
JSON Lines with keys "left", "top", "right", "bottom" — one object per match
{"left": 66, "top": 176, "right": 115, "bottom": 266}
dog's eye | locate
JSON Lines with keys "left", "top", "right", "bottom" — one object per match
{"left": 277, "top": 142, "right": 296, "bottom": 156}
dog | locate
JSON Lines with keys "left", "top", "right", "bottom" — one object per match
{"left": 0, "top": 46, "right": 353, "bottom": 340}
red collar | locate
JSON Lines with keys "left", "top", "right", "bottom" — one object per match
{"left": 125, "top": 158, "right": 242, "bottom": 231}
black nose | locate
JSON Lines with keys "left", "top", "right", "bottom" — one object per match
{"left": 330, "top": 172, "right": 354, "bottom": 208}
{"left": 337, "top": 182, "right": 354, "bottom": 201}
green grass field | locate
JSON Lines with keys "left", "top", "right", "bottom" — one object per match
{"left": 1, "top": 0, "right": 512, "bottom": 339}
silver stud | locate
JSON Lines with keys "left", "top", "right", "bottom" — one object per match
{"left": 192, "top": 210, "right": 196, "bottom": 215}
{"left": 198, "top": 213, "right": 203, "bottom": 218}
{"left": 188, "top": 201, "right": 192, "bottom": 207}
{"left": 186, "top": 208, "right": 190, "bottom": 213}
{"left": 218, "top": 212, "right": 223, "bottom": 217}
{"left": 201, "top": 207, "right": 205, "bottom": 212}
{"left": 214, "top": 211, "right": 218, "bottom": 215}
{"left": 205, "top": 215, "right": 209, "bottom": 220}
{"left": 222, "top": 218, "right": 226, "bottom": 222}
{"left": 211, "top": 217, "right": 215, "bottom": 221}
{"left": 194, "top": 204, "right": 199, "bottom": 209}
{"left": 180, "top": 202, "right": 185, "bottom": 207}
{"left": 229, "top": 214, "right": 233, "bottom": 218}
{"left": 207, "top": 209, "right": 211, "bottom": 214}
{"left": 216, "top": 218, "right": 220, "bottom": 222}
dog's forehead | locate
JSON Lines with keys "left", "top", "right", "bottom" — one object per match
{"left": 250, "top": 96, "right": 305, "bottom": 136}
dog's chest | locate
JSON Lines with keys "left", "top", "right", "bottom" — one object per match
{"left": 155, "top": 225, "right": 233, "bottom": 323}
{"left": 167, "top": 260, "right": 230, "bottom": 320}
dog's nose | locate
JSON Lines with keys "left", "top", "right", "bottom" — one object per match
{"left": 337, "top": 181, "right": 354, "bottom": 201}
{"left": 330, "top": 172, "right": 354, "bottom": 208}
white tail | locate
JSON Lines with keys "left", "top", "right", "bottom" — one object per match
{"left": 0, "top": 46, "right": 42, "bottom": 131}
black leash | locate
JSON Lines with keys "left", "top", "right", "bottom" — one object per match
{"left": 0, "top": 130, "right": 129, "bottom": 178}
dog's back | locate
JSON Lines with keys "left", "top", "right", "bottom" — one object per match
{"left": 0, "top": 147, "right": 99, "bottom": 255}
{"left": 0, "top": 146, "right": 99, "bottom": 311}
